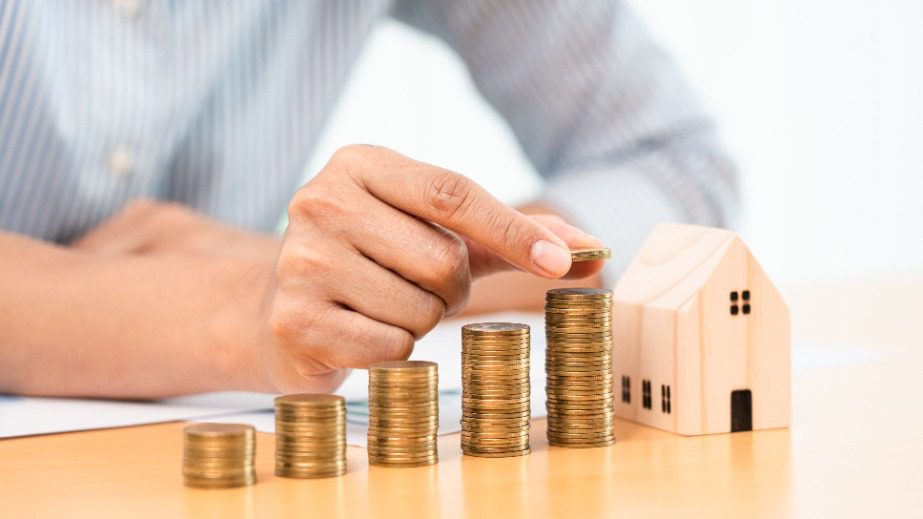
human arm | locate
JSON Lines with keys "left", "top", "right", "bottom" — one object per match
{"left": 2, "top": 146, "right": 602, "bottom": 398}
{"left": 0, "top": 231, "right": 271, "bottom": 398}
{"left": 73, "top": 199, "right": 601, "bottom": 317}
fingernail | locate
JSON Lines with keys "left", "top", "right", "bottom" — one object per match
{"left": 531, "top": 239, "right": 572, "bottom": 277}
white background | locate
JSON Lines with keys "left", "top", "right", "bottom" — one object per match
{"left": 305, "top": 0, "right": 923, "bottom": 284}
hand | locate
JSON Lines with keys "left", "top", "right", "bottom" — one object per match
{"left": 462, "top": 203, "right": 606, "bottom": 316}
{"left": 259, "top": 145, "right": 604, "bottom": 393}
{"left": 73, "top": 199, "right": 280, "bottom": 263}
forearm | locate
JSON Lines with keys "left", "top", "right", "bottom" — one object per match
{"left": 0, "top": 232, "right": 270, "bottom": 398}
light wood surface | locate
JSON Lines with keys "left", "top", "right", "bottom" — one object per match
{"left": 1, "top": 278, "right": 922, "bottom": 518}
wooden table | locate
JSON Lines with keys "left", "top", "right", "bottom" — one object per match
{"left": 2, "top": 278, "right": 922, "bottom": 517}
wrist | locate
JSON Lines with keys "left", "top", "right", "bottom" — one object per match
{"left": 209, "top": 257, "right": 278, "bottom": 393}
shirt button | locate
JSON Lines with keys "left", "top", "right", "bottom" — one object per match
{"left": 107, "top": 147, "right": 136, "bottom": 179}
{"left": 112, "top": 0, "right": 143, "bottom": 20}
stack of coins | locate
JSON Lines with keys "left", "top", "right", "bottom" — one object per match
{"left": 183, "top": 423, "right": 256, "bottom": 488}
{"left": 545, "top": 288, "right": 616, "bottom": 448}
{"left": 367, "top": 360, "right": 439, "bottom": 467}
{"left": 274, "top": 394, "right": 347, "bottom": 479}
{"left": 461, "top": 322, "right": 531, "bottom": 458}
{"left": 569, "top": 247, "right": 612, "bottom": 262}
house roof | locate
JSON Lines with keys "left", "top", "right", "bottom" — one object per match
{"left": 612, "top": 223, "right": 742, "bottom": 310}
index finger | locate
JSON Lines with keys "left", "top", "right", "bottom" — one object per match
{"left": 339, "top": 145, "right": 573, "bottom": 278}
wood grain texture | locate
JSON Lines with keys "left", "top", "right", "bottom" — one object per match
{"left": 613, "top": 224, "right": 790, "bottom": 435}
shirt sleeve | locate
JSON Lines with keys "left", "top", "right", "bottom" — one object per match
{"left": 392, "top": 0, "right": 740, "bottom": 282}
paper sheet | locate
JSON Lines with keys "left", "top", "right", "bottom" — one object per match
{"left": 0, "top": 391, "right": 275, "bottom": 438}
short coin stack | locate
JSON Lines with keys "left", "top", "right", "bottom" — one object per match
{"left": 274, "top": 394, "right": 347, "bottom": 478}
{"left": 461, "top": 323, "right": 531, "bottom": 457}
{"left": 367, "top": 360, "right": 439, "bottom": 467}
{"left": 545, "top": 288, "right": 616, "bottom": 448}
{"left": 183, "top": 423, "right": 256, "bottom": 488}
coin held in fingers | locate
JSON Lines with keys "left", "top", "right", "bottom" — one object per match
{"left": 569, "top": 247, "right": 612, "bottom": 262}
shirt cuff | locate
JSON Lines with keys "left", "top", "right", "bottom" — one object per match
{"left": 541, "top": 164, "right": 684, "bottom": 287}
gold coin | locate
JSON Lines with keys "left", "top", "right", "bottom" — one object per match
{"left": 274, "top": 394, "right": 347, "bottom": 479}
{"left": 369, "top": 360, "right": 437, "bottom": 371}
{"left": 569, "top": 247, "right": 612, "bottom": 262}
{"left": 462, "top": 322, "right": 530, "bottom": 334}
{"left": 183, "top": 423, "right": 256, "bottom": 488}
{"left": 367, "top": 361, "right": 439, "bottom": 468}
{"left": 184, "top": 423, "right": 254, "bottom": 440}
{"left": 462, "top": 444, "right": 531, "bottom": 454}
{"left": 275, "top": 393, "right": 345, "bottom": 407}
{"left": 460, "top": 321, "right": 531, "bottom": 455}
{"left": 545, "top": 287, "right": 616, "bottom": 449}
{"left": 462, "top": 448, "right": 531, "bottom": 458}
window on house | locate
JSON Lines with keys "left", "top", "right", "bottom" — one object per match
{"left": 642, "top": 379, "right": 652, "bottom": 409}
{"left": 621, "top": 375, "right": 631, "bottom": 403}
{"left": 730, "top": 290, "right": 752, "bottom": 316}
{"left": 663, "top": 385, "right": 671, "bottom": 414}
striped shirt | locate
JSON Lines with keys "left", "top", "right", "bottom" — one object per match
{"left": 0, "top": 0, "right": 738, "bottom": 279}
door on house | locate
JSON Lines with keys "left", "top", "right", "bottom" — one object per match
{"left": 731, "top": 389, "right": 752, "bottom": 432}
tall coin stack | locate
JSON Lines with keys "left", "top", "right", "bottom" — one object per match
{"left": 461, "top": 322, "right": 531, "bottom": 458}
{"left": 183, "top": 423, "right": 256, "bottom": 488}
{"left": 545, "top": 288, "right": 616, "bottom": 448}
{"left": 274, "top": 394, "right": 347, "bottom": 478}
{"left": 367, "top": 360, "right": 439, "bottom": 467}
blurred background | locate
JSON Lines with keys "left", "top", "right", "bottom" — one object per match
{"left": 303, "top": 0, "right": 923, "bottom": 285}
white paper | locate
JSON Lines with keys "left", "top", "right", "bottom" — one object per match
{"left": 0, "top": 391, "right": 275, "bottom": 438}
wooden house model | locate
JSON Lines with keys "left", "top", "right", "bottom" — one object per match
{"left": 612, "top": 223, "right": 790, "bottom": 435}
